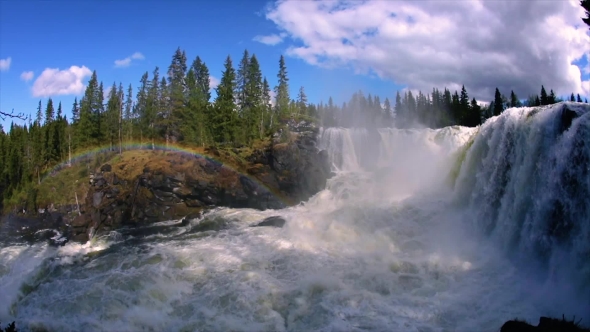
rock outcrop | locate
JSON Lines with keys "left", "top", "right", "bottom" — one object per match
{"left": 5, "top": 123, "right": 331, "bottom": 244}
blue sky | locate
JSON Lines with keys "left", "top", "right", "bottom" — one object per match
{"left": 1, "top": 0, "right": 588, "bottom": 129}
{"left": 0, "top": 0, "right": 399, "bottom": 128}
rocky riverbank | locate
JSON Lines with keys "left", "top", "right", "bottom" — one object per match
{"left": 1, "top": 125, "right": 331, "bottom": 244}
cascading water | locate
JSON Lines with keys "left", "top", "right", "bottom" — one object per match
{"left": 0, "top": 102, "right": 588, "bottom": 332}
{"left": 453, "top": 102, "right": 590, "bottom": 314}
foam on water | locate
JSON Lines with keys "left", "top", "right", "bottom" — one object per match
{"left": 0, "top": 102, "right": 588, "bottom": 331}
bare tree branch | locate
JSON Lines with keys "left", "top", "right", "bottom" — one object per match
{"left": 0, "top": 108, "right": 28, "bottom": 121}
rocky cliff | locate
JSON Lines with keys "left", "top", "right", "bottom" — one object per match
{"left": 2, "top": 125, "right": 331, "bottom": 244}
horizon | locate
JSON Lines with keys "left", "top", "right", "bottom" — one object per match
{"left": 1, "top": 0, "right": 589, "bottom": 128}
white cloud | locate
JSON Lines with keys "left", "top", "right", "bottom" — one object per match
{"left": 269, "top": 89, "right": 277, "bottom": 106}
{"left": 114, "top": 52, "right": 145, "bottom": 68}
{"left": 103, "top": 85, "right": 112, "bottom": 99}
{"left": 0, "top": 57, "right": 11, "bottom": 71}
{"left": 20, "top": 71, "right": 34, "bottom": 82}
{"left": 209, "top": 75, "right": 220, "bottom": 90}
{"left": 253, "top": 32, "right": 287, "bottom": 45}
{"left": 261, "top": 0, "right": 590, "bottom": 100}
{"left": 32, "top": 66, "right": 92, "bottom": 97}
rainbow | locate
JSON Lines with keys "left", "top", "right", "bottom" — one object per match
{"left": 42, "top": 141, "right": 293, "bottom": 206}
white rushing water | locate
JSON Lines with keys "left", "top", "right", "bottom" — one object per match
{"left": 0, "top": 102, "right": 588, "bottom": 332}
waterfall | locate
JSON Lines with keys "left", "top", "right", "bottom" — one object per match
{"left": 453, "top": 102, "right": 590, "bottom": 302}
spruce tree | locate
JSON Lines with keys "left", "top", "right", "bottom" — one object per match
{"left": 213, "top": 56, "right": 237, "bottom": 143}
{"left": 540, "top": 85, "right": 548, "bottom": 105}
{"left": 509, "top": 90, "right": 521, "bottom": 108}
{"left": 493, "top": 88, "right": 504, "bottom": 116}
{"left": 577, "top": 94, "right": 583, "bottom": 102}
{"left": 106, "top": 82, "right": 121, "bottom": 150}
{"left": 262, "top": 77, "right": 272, "bottom": 131}
{"left": 124, "top": 84, "right": 133, "bottom": 141}
{"left": 459, "top": 85, "right": 469, "bottom": 125}
{"left": 44, "top": 98, "right": 57, "bottom": 163}
{"left": 548, "top": 89, "right": 556, "bottom": 104}
{"left": 296, "top": 86, "right": 308, "bottom": 117}
{"left": 394, "top": 91, "right": 403, "bottom": 128}
{"left": 167, "top": 48, "right": 187, "bottom": 142}
{"left": 570, "top": 93, "right": 576, "bottom": 102}
{"left": 135, "top": 71, "right": 150, "bottom": 144}
{"left": 236, "top": 49, "right": 250, "bottom": 114}
{"left": 245, "top": 54, "right": 263, "bottom": 141}
{"left": 275, "top": 55, "right": 290, "bottom": 123}
{"left": 383, "top": 97, "right": 393, "bottom": 127}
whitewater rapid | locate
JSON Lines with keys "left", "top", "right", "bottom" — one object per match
{"left": 0, "top": 102, "right": 588, "bottom": 332}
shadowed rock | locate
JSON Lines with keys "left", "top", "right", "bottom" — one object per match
{"left": 252, "top": 216, "right": 286, "bottom": 228}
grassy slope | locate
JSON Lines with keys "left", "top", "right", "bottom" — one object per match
{"left": 2, "top": 138, "right": 282, "bottom": 214}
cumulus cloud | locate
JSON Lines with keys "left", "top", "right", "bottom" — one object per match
{"left": 32, "top": 66, "right": 92, "bottom": 97}
{"left": 209, "top": 75, "right": 220, "bottom": 90}
{"left": 261, "top": 0, "right": 590, "bottom": 99}
{"left": 253, "top": 32, "right": 287, "bottom": 45}
{"left": 20, "top": 71, "right": 34, "bottom": 82}
{"left": 0, "top": 57, "right": 11, "bottom": 71}
{"left": 114, "top": 52, "right": 145, "bottom": 68}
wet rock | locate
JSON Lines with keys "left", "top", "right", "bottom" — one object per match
{"left": 92, "top": 192, "right": 104, "bottom": 208}
{"left": 94, "top": 176, "right": 107, "bottom": 188}
{"left": 71, "top": 215, "right": 87, "bottom": 227}
{"left": 252, "top": 216, "right": 286, "bottom": 228}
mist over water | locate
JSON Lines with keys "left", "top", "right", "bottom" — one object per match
{"left": 0, "top": 102, "right": 588, "bottom": 331}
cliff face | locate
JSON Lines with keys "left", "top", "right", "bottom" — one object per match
{"left": 4, "top": 126, "right": 331, "bottom": 244}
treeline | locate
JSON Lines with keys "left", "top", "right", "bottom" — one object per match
{"left": 318, "top": 85, "right": 588, "bottom": 129}
{"left": 0, "top": 45, "right": 588, "bottom": 209}
{"left": 0, "top": 47, "right": 313, "bottom": 208}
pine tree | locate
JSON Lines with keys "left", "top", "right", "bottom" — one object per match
{"left": 459, "top": 85, "right": 469, "bottom": 125}
{"left": 71, "top": 98, "right": 80, "bottom": 124}
{"left": 135, "top": 71, "right": 150, "bottom": 144}
{"left": 195, "top": 57, "right": 212, "bottom": 144}
{"left": 53, "top": 102, "right": 66, "bottom": 161}
{"left": 548, "top": 89, "right": 556, "bottom": 104}
{"left": 159, "top": 76, "right": 170, "bottom": 146}
{"left": 509, "top": 90, "right": 521, "bottom": 108}
{"left": 236, "top": 49, "right": 250, "bottom": 113}
{"left": 167, "top": 48, "right": 187, "bottom": 143}
{"left": 296, "top": 86, "right": 308, "bottom": 117}
{"left": 493, "top": 88, "right": 504, "bottom": 116}
{"left": 44, "top": 98, "right": 57, "bottom": 163}
{"left": 394, "top": 91, "right": 403, "bottom": 128}
{"left": 183, "top": 67, "right": 200, "bottom": 143}
{"left": 36, "top": 100, "right": 43, "bottom": 125}
{"left": 383, "top": 97, "right": 393, "bottom": 127}
{"left": 105, "top": 82, "right": 121, "bottom": 150}
{"left": 540, "top": 85, "right": 548, "bottom": 105}
{"left": 262, "top": 77, "right": 272, "bottom": 131}
{"left": 275, "top": 55, "right": 290, "bottom": 123}
{"left": 570, "top": 93, "right": 576, "bottom": 102}
{"left": 213, "top": 56, "right": 237, "bottom": 143}
{"left": 244, "top": 54, "right": 263, "bottom": 141}
{"left": 466, "top": 98, "right": 481, "bottom": 127}
{"left": 124, "top": 84, "right": 133, "bottom": 141}
{"left": 145, "top": 67, "right": 160, "bottom": 149}
{"left": 577, "top": 94, "right": 583, "bottom": 102}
